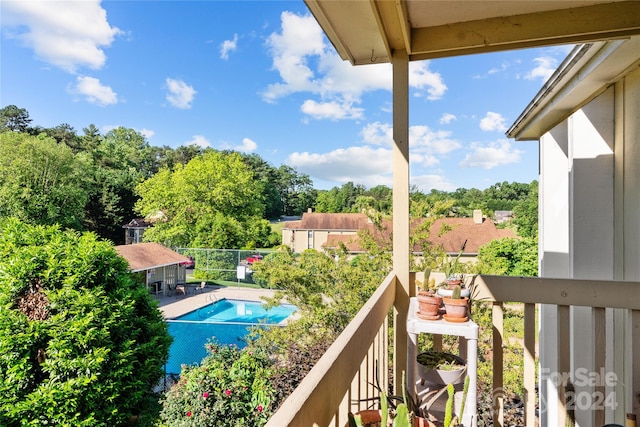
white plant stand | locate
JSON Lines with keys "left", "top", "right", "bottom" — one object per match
{"left": 407, "top": 297, "right": 479, "bottom": 427}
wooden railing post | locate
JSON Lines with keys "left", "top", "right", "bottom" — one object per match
{"left": 492, "top": 301, "right": 504, "bottom": 427}
{"left": 523, "top": 303, "right": 536, "bottom": 427}
{"left": 557, "top": 305, "right": 571, "bottom": 427}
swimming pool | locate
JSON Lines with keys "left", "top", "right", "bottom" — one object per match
{"left": 165, "top": 298, "right": 297, "bottom": 374}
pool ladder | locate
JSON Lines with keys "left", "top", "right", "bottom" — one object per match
{"left": 197, "top": 294, "right": 218, "bottom": 318}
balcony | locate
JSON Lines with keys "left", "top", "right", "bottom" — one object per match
{"left": 266, "top": 273, "right": 640, "bottom": 427}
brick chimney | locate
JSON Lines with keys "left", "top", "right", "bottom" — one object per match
{"left": 473, "top": 209, "right": 483, "bottom": 224}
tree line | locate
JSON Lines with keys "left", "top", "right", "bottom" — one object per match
{"left": 1, "top": 104, "right": 537, "bottom": 248}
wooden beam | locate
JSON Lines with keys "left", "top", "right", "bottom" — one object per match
{"left": 409, "top": 2, "right": 640, "bottom": 60}
{"left": 475, "top": 275, "right": 640, "bottom": 310}
{"left": 392, "top": 48, "right": 410, "bottom": 398}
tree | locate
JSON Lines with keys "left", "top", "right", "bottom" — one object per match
{"left": 513, "top": 181, "right": 538, "bottom": 238}
{"left": 0, "top": 132, "right": 91, "bottom": 229}
{"left": 241, "top": 154, "right": 284, "bottom": 219}
{"left": 0, "top": 218, "right": 171, "bottom": 426}
{"left": 45, "top": 123, "right": 80, "bottom": 148}
{"left": 273, "top": 165, "right": 316, "bottom": 216}
{"left": 314, "top": 182, "right": 365, "bottom": 213}
{"left": 83, "top": 127, "right": 154, "bottom": 243}
{"left": 0, "top": 105, "right": 32, "bottom": 133}
{"left": 476, "top": 237, "right": 538, "bottom": 276}
{"left": 79, "top": 124, "right": 103, "bottom": 153}
{"left": 135, "top": 151, "right": 266, "bottom": 248}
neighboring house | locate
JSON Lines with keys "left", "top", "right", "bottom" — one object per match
{"left": 507, "top": 38, "right": 640, "bottom": 426}
{"left": 282, "top": 212, "right": 372, "bottom": 253}
{"left": 283, "top": 210, "right": 516, "bottom": 262}
{"left": 493, "top": 210, "right": 513, "bottom": 224}
{"left": 115, "top": 242, "right": 190, "bottom": 296}
{"left": 122, "top": 218, "right": 151, "bottom": 245}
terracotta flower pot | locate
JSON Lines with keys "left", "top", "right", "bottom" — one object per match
{"left": 345, "top": 410, "right": 382, "bottom": 427}
{"left": 416, "top": 292, "right": 442, "bottom": 320}
{"left": 413, "top": 416, "right": 437, "bottom": 427}
{"left": 442, "top": 297, "right": 468, "bottom": 322}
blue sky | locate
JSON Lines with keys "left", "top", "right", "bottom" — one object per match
{"left": 1, "top": 1, "right": 573, "bottom": 192}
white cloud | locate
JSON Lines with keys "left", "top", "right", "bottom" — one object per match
{"left": 287, "top": 145, "right": 392, "bottom": 186}
{"left": 361, "top": 122, "right": 460, "bottom": 155}
{"left": 138, "top": 128, "right": 154, "bottom": 139}
{"left": 361, "top": 122, "right": 392, "bottom": 146}
{"left": 165, "top": 78, "right": 196, "bottom": 109}
{"left": 479, "top": 112, "right": 508, "bottom": 132}
{"left": 410, "top": 61, "right": 447, "bottom": 100}
{"left": 185, "top": 135, "right": 211, "bottom": 148}
{"left": 459, "top": 139, "right": 523, "bottom": 169}
{"left": 220, "top": 33, "right": 238, "bottom": 60}
{"left": 262, "top": 12, "right": 325, "bottom": 102}
{"left": 525, "top": 56, "right": 557, "bottom": 82}
{"left": 410, "top": 153, "right": 440, "bottom": 168}
{"left": 262, "top": 12, "right": 447, "bottom": 120}
{"left": 488, "top": 61, "right": 509, "bottom": 75}
{"left": 1, "top": 0, "right": 121, "bottom": 73}
{"left": 301, "top": 99, "right": 364, "bottom": 120}
{"left": 225, "top": 137, "right": 258, "bottom": 153}
{"left": 69, "top": 76, "right": 118, "bottom": 105}
{"left": 410, "top": 125, "right": 461, "bottom": 154}
{"left": 439, "top": 113, "right": 457, "bottom": 125}
{"left": 411, "top": 174, "right": 456, "bottom": 192}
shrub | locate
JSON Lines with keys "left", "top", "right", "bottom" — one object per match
{"left": 160, "top": 341, "right": 274, "bottom": 427}
{"left": 0, "top": 218, "right": 171, "bottom": 426}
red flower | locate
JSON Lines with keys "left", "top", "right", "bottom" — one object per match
{"left": 224, "top": 389, "right": 231, "bottom": 396}
{"left": 186, "top": 411, "right": 192, "bottom": 417}
{"left": 257, "top": 405, "right": 263, "bottom": 413}
{"left": 203, "top": 392, "right": 209, "bottom": 399}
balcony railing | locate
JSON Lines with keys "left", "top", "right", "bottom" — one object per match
{"left": 266, "top": 273, "right": 640, "bottom": 427}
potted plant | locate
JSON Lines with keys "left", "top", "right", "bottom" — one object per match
{"left": 348, "top": 373, "right": 436, "bottom": 427}
{"left": 416, "top": 350, "right": 466, "bottom": 387}
{"left": 442, "top": 285, "right": 468, "bottom": 322}
{"left": 436, "top": 241, "right": 471, "bottom": 298}
{"left": 442, "top": 376, "right": 470, "bottom": 427}
{"left": 416, "top": 269, "right": 442, "bottom": 320}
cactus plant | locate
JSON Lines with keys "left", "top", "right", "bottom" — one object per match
{"left": 451, "top": 284, "right": 461, "bottom": 299}
{"left": 443, "top": 383, "right": 455, "bottom": 427}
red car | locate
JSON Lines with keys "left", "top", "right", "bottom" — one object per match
{"left": 180, "top": 256, "right": 195, "bottom": 269}
{"left": 246, "top": 254, "right": 263, "bottom": 264}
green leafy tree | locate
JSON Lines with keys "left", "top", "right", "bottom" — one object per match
{"left": 0, "top": 132, "right": 91, "bottom": 229}
{"left": 314, "top": 182, "right": 365, "bottom": 213}
{"left": 273, "top": 165, "right": 316, "bottom": 216}
{"left": 44, "top": 123, "right": 81, "bottom": 148}
{"left": 476, "top": 237, "right": 538, "bottom": 276}
{"left": 135, "top": 151, "right": 265, "bottom": 248}
{"left": 0, "top": 105, "right": 32, "bottom": 133}
{"left": 0, "top": 218, "right": 171, "bottom": 426}
{"left": 513, "top": 181, "right": 538, "bottom": 238}
{"left": 82, "top": 127, "right": 155, "bottom": 243}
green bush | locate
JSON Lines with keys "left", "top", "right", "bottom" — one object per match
{"left": 159, "top": 341, "right": 274, "bottom": 427}
{"left": 0, "top": 218, "right": 171, "bottom": 426}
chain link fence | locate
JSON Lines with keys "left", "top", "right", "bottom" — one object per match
{"left": 174, "top": 248, "right": 273, "bottom": 284}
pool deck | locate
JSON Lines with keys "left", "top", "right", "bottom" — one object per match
{"left": 155, "top": 285, "right": 278, "bottom": 319}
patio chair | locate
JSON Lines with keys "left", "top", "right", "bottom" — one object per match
{"left": 175, "top": 285, "right": 187, "bottom": 297}
{"left": 194, "top": 281, "right": 206, "bottom": 294}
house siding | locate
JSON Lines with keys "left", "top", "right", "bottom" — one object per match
{"left": 539, "top": 67, "right": 640, "bottom": 425}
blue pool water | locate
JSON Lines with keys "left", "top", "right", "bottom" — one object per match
{"left": 165, "top": 299, "right": 297, "bottom": 374}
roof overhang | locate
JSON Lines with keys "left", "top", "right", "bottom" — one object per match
{"left": 507, "top": 36, "right": 640, "bottom": 140}
{"left": 304, "top": 0, "right": 640, "bottom": 65}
